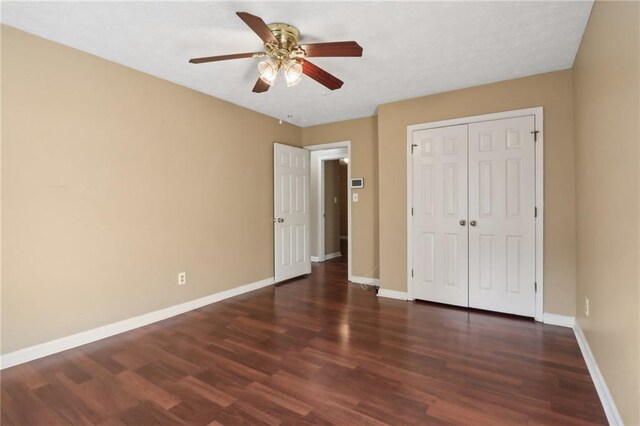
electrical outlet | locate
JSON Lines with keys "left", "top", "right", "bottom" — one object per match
{"left": 178, "top": 272, "right": 186, "bottom": 286}
{"left": 585, "top": 297, "right": 590, "bottom": 317}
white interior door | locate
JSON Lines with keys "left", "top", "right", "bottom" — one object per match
{"left": 468, "top": 116, "right": 536, "bottom": 316}
{"left": 274, "top": 143, "right": 311, "bottom": 282}
{"left": 412, "top": 125, "right": 469, "bottom": 306}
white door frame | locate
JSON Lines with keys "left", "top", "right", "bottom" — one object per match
{"left": 304, "top": 141, "right": 352, "bottom": 282}
{"left": 406, "top": 107, "right": 544, "bottom": 321}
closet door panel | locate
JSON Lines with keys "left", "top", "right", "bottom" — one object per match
{"left": 412, "top": 125, "right": 468, "bottom": 306}
{"left": 468, "top": 116, "right": 536, "bottom": 317}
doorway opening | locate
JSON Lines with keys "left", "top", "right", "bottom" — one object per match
{"left": 338, "top": 159, "right": 349, "bottom": 263}
{"left": 304, "top": 141, "right": 352, "bottom": 281}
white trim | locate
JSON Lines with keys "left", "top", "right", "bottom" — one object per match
{"left": 304, "top": 141, "right": 350, "bottom": 151}
{"left": 406, "top": 126, "right": 414, "bottom": 301}
{"left": 350, "top": 276, "right": 380, "bottom": 286}
{"left": 573, "top": 323, "right": 623, "bottom": 425}
{"left": 311, "top": 253, "right": 343, "bottom": 262}
{"left": 542, "top": 313, "right": 575, "bottom": 328}
{"left": 0, "top": 277, "right": 275, "bottom": 370}
{"left": 406, "top": 107, "right": 544, "bottom": 132}
{"left": 305, "top": 141, "right": 352, "bottom": 281}
{"left": 406, "top": 126, "right": 417, "bottom": 300}
{"left": 324, "top": 251, "right": 342, "bottom": 260}
{"left": 406, "top": 107, "right": 544, "bottom": 321}
{"left": 534, "top": 109, "right": 544, "bottom": 323}
{"left": 377, "top": 289, "right": 409, "bottom": 301}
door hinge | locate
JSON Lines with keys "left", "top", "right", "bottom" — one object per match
{"left": 411, "top": 269, "right": 414, "bottom": 278}
{"left": 535, "top": 207, "right": 537, "bottom": 218}
{"left": 535, "top": 282, "right": 538, "bottom": 292}
{"left": 411, "top": 144, "right": 418, "bottom": 153}
{"left": 531, "top": 130, "right": 540, "bottom": 142}
{"left": 411, "top": 207, "right": 414, "bottom": 216}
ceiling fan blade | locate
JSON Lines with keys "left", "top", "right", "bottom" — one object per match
{"left": 301, "top": 59, "right": 344, "bottom": 90}
{"left": 299, "top": 41, "right": 363, "bottom": 57}
{"left": 189, "top": 52, "right": 262, "bottom": 64}
{"left": 236, "top": 12, "right": 278, "bottom": 44}
{"left": 252, "top": 77, "right": 271, "bottom": 93}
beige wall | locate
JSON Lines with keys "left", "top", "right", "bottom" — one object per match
{"left": 302, "top": 116, "right": 379, "bottom": 279}
{"left": 323, "top": 160, "right": 341, "bottom": 255}
{"left": 1, "top": 26, "right": 301, "bottom": 353}
{"left": 378, "top": 70, "right": 576, "bottom": 316}
{"left": 573, "top": 1, "right": 640, "bottom": 423}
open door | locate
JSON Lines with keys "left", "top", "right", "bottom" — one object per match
{"left": 274, "top": 143, "right": 311, "bottom": 282}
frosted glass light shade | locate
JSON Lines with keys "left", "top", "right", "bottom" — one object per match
{"left": 283, "top": 59, "right": 303, "bottom": 87}
{"left": 258, "top": 57, "right": 278, "bottom": 86}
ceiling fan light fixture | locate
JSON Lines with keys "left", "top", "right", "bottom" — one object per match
{"left": 189, "top": 12, "right": 361, "bottom": 93}
{"left": 258, "top": 57, "right": 278, "bottom": 86}
{"left": 283, "top": 59, "right": 303, "bottom": 87}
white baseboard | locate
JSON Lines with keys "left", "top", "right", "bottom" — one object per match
{"left": 350, "top": 276, "right": 379, "bottom": 286}
{"left": 324, "top": 252, "right": 342, "bottom": 260}
{"left": 2, "top": 278, "right": 621, "bottom": 426}
{"left": 377, "top": 289, "right": 409, "bottom": 301}
{"left": 542, "top": 313, "right": 575, "bottom": 327}
{"left": 573, "top": 322, "right": 623, "bottom": 425}
{"left": 311, "top": 253, "right": 341, "bottom": 262}
{"left": 0, "top": 276, "right": 275, "bottom": 370}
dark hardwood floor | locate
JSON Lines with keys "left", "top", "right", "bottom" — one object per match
{"left": 1, "top": 247, "right": 606, "bottom": 425}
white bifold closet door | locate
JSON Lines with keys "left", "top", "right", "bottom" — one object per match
{"left": 412, "top": 124, "right": 469, "bottom": 307}
{"left": 467, "top": 116, "right": 536, "bottom": 317}
{"left": 412, "top": 115, "right": 536, "bottom": 317}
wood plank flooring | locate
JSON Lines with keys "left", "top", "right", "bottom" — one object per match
{"left": 1, "top": 249, "right": 606, "bottom": 425}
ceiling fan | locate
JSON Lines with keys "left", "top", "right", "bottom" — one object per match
{"left": 189, "top": 12, "right": 363, "bottom": 93}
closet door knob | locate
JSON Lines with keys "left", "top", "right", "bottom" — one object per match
{"left": 470, "top": 220, "right": 477, "bottom": 227}
{"left": 459, "top": 220, "right": 466, "bottom": 226}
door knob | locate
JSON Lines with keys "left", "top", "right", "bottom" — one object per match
{"left": 470, "top": 220, "right": 477, "bottom": 227}
{"left": 459, "top": 220, "right": 466, "bottom": 226}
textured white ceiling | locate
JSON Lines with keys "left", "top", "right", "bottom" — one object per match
{"left": 2, "top": 1, "right": 593, "bottom": 127}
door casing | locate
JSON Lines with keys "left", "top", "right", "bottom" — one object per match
{"left": 304, "top": 141, "right": 353, "bottom": 282}
{"left": 406, "top": 107, "right": 544, "bottom": 321}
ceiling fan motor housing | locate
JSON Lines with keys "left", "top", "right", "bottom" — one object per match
{"left": 266, "top": 23, "right": 303, "bottom": 60}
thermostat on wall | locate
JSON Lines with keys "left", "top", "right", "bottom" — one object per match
{"left": 350, "top": 178, "right": 364, "bottom": 189}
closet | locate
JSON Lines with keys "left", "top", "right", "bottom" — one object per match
{"left": 411, "top": 114, "right": 537, "bottom": 317}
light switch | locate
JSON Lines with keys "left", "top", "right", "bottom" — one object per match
{"left": 352, "top": 193, "right": 359, "bottom": 202}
